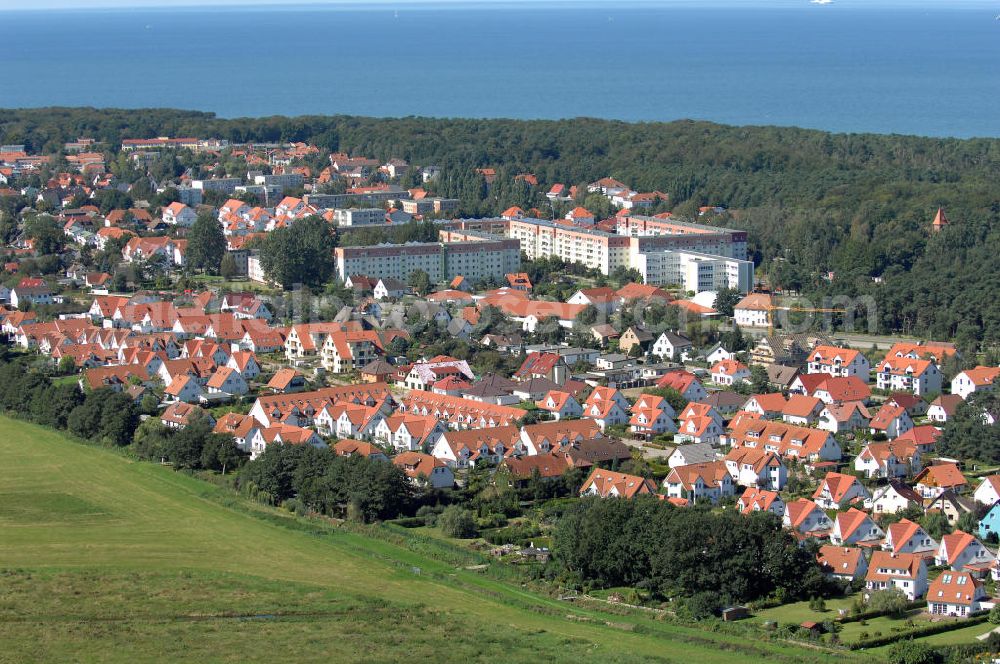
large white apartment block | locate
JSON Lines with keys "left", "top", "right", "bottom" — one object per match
{"left": 444, "top": 216, "right": 750, "bottom": 294}
{"left": 192, "top": 178, "right": 241, "bottom": 194}
{"left": 334, "top": 237, "right": 520, "bottom": 284}
{"left": 632, "top": 249, "right": 753, "bottom": 293}
{"left": 333, "top": 208, "right": 385, "bottom": 226}
{"left": 253, "top": 173, "right": 304, "bottom": 190}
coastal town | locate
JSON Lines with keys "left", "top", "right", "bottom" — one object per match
{"left": 2, "top": 131, "right": 1000, "bottom": 648}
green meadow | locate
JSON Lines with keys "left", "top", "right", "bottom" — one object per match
{"left": 0, "top": 415, "right": 852, "bottom": 663}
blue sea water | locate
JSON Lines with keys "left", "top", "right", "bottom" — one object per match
{"left": 1, "top": 2, "right": 999, "bottom": 137}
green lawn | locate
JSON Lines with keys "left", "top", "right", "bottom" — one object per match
{"left": 0, "top": 416, "right": 849, "bottom": 663}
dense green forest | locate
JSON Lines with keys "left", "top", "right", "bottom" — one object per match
{"left": 2, "top": 107, "right": 999, "bottom": 346}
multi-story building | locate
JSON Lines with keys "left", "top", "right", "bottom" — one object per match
{"left": 448, "top": 215, "right": 751, "bottom": 293}
{"left": 253, "top": 172, "right": 304, "bottom": 190}
{"left": 332, "top": 208, "right": 385, "bottom": 227}
{"left": 334, "top": 235, "right": 519, "bottom": 284}
{"left": 192, "top": 178, "right": 241, "bottom": 194}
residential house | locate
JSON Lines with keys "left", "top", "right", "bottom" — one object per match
{"left": 267, "top": 368, "right": 306, "bottom": 393}
{"left": 869, "top": 403, "right": 914, "bottom": 440}
{"left": 392, "top": 451, "right": 454, "bottom": 489}
{"left": 875, "top": 357, "right": 942, "bottom": 396}
{"left": 710, "top": 359, "right": 750, "bottom": 386}
{"left": 883, "top": 519, "right": 938, "bottom": 557}
{"left": 951, "top": 366, "right": 1000, "bottom": 400}
{"left": 783, "top": 498, "right": 834, "bottom": 536}
{"left": 781, "top": 394, "right": 825, "bottom": 426}
{"left": 807, "top": 345, "right": 871, "bottom": 382}
{"left": 818, "top": 545, "right": 869, "bottom": 582}
{"left": 618, "top": 326, "right": 655, "bottom": 356}
{"left": 664, "top": 461, "right": 734, "bottom": 505}
{"left": 818, "top": 401, "right": 871, "bottom": 434}
{"left": 579, "top": 469, "right": 656, "bottom": 499}
{"left": 162, "top": 202, "right": 197, "bottom": 226}
{"left": 161, "top": 402, "right": 214, "bottom": 430}
{"left": 724, "top": 446, "right": 786, "bottom": 490}
{"left": 333, "top": 439, "right": 389, "bottom": 462}
{"left": 867, "top": 481, "right": 924, "bottom": 516}
{"left": 374, "top": 278, "right": 409, "bottom": 300}
{"left": 974, "top": 475, "right": 1000, "bottom": 507}
{"left": 536, "top": 390, "right": 583, "bottom": 421}
{"left": 205, "top": 366, "right": 249, "bottom": 396}
{"left": 936, "top": 531, "right": 995, "bottom": 574}
{"left": 430, "top": 426, "right": 520, "bottom": 468}
{"left": 927, "top": 572, "right": 988, "bottom": 617}
{"left": 865, "top": 551, "right": 928, "bottom": 600}
{"left": 928, "top": 394, "right": 964, "bottom": 423}
{"left": 737, "top": 488, "right": 785, "bottom": 516}
{"left": 830, "top": 508, "right": 885, "bottom": 546}
{"left": 813, "top": 472, "right": 870, "bottom": 509}
{"left": 854, "top": 440, "right": 920, "bottom": 479}
{"left": 651, "top": 331, "right": 693, "bottom": 361}
{"left": 668, "top": 443, "right": 717, "bottom": 469}
{"left": 914, "top": 463, "right": 968, "bottom": 500}
{"left": 926, "top": 490, "right": 977, "bottom": 526}
{"left": 726, "top": 419, "right": 843, "bottom": 462}
{"left": 733, "top": 292, "right": 773, "bottom": 328}
{"left": 164, "top": 375, "right": 203, "bottom": 404}
{"left": 655, "top": 370, "right": 707, "bottom": 402}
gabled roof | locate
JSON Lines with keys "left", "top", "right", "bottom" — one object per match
{"left": 914, "top": 462, "right": 966, "bottom": 489}
{"left": 813, "top": 472, "right": 864, "bottom": 504}
{"left": 928, "top": 571, "right": 984, "bottom": 607}
{"left": 866, "top": 551, "right": 924, "bottom": 582}
{"left": 580, "top": 469, "right": 656, "bottom": 499}
{"left": 939, "top": 531, "right": 981, "bottom": 566}
{"left": 818, "top": 545, "right": 865, "bottom": 576}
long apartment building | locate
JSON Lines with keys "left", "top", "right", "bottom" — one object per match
{"left": 334, "top": 233, "right": 520, "bottom": 284}
{"left": 445, "top": 216, "right": 753, "bottom": 293}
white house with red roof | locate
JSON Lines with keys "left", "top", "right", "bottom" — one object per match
{"left": 813, "top": 472, "right": 870, "bottom": 509}
{"left": 783, "top": 498, "right": 833, "bottom": 536}
{"left": 724, "top": 446, "right": 786, "bottom": 490}
{"left": 205, "top": 366, "right": 249, "bottom": 396}
{"left": 927, "top": 571, "right": 988, "bottom": 617}
{"left": 818, "top": 401, "right": 871, "bottom": 434}
{"left": 883, "top": 519, "right": 937, "bottom": 557}
{"left": 164, "top": 375, "right": 203, "bottom": 404}
{"left": 710, "top": 359, "right": 750, "bottom": 386}
{"left": 951, "top": 366, "right": 1000, "bottom": 400}
{"left": 855, "top": 440, "right": 920, "bottom": 479}
{"left": 162, "top": 202, "right": 197, "bottom": 227}
{"left": 535, "top": 390, "right": 583, "bottom": 420}
{"left": 664, "top": 461, "right": 734, "bottom": 505}
{"left": 914, "top": 463, "right": 968, "bottom": 500}
{"left": 582, "top": 398, "right": 629, "bottom": 432}
{"left": 869, "top": 402, "right": 914, "bottom": 439}
{"left": 781, "top": 394, "right": 825, "bottom": 427}
{"left": 936, "top": 531, "right": 995, "bottom": 574}
{"left": 393, "top": 452, "right": 454, "bottom": 489}
{"left": 866, "top": 551, "right": 928, "bottom": 600}
{"left": 733, "top": 292, "right": 773, "bottom": 328}
{"left": 807, "top": 345, "right": 871, "bottom": 382}
{"left": 580, "top": 469, "right": 656, "bottom": 499}
{"left": 974, "top": 475, "right": 1000, "bottom": 506}
{"left": 830, "top": 508, "right": 884, "bottom": 546}
{"left": 818, "top": 545, "right": 868, "bottom": 582}
{"left": 738, "top": 488, "right": 785, "bottom": 516}
{"left": 875, "top": 357, "right": 942, "bottom": 396}
{"left": 655, "top": 370, "right": 707, "bottom": 402}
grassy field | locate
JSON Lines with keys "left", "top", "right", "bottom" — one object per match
{"left": 0, "top": 415, "right": 855, "bottom": 663}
